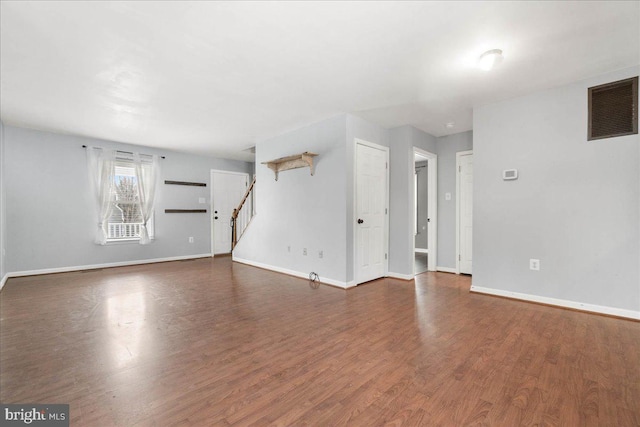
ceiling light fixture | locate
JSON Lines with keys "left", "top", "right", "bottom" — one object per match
{"left": 478, "top": 49, "right": 503, "bottom": 71}
{"left": 445, "top": 122, "right": 455, "bottom": 129}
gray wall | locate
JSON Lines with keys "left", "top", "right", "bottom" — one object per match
{"left": 0, "top": 121, "right": 5, "bottom": 283}
{"left": 388, "top": 126, "right": 413, "bottom": 276}
{"left": 473, "top": 66, "right": 639, "bottom": 313}
{"left": 3, "top": 125, "right": 252, "bottom": 273}
{"left": 414, "top": 161, "right": 428, "bottom": 249}
{"left": 436, "top": 131, "right": 473, "bottom": 269}
{"left": 236, "top": 114, "right": 441, "bottom": 285}
{"left": 234, "top": 115, "right": 349, "bottom": 284}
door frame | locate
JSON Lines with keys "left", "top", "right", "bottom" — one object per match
{"left": 455, "top": 150, "right": 473, "bottom": 274}
{"left": 210, "top": 169, "right": 250, "bottom": 256}
{"left": 413, "top": 147, "right": 438, "bottom": 274}
{"left": 353, "top": 139, "right": 389, "bottom": 285}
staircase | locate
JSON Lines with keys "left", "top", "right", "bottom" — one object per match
{"left": 231, "top": 176, "right": 256, "bottom": 250}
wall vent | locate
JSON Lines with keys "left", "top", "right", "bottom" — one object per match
{"left": 588, "top": 76, "right": 638, "bottom": 141}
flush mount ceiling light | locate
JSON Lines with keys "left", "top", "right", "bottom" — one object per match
{"left": 445, "top": 122, "right": 455, "bottom": 129}
{"left": 478, "top": 49, "right": 504, "bottom": 71}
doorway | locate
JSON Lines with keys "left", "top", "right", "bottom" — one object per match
{"left": 456, "top": 151, "right": 473, "bottom": 274}
{"left": 355, "top": 140, "right": 389, "bottom": 285}
{"left": 211, "top": 170, "right": 250, "bottom": 255}
{"left": 413, "top": 148, "right": 437, "bottom": 276}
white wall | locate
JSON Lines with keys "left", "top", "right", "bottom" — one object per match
{"left": 3, "top": 125, "right": 252, "bottom": 275}
{"left": 473, "top": 67, "right": 639, "bottom": 317}
{"left": 233, "top": 115, "right": 349, "bottom": 285}
{"left": 436, "top": 131, "right": 473, "bottom": 269}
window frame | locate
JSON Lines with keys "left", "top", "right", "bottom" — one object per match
{"left": 106, "top": 160, "right": 154, "bottom": 243}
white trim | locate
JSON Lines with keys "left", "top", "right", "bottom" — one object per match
{"left": 436, "top": 266, "right": 457, "bottom": 274}
{"left": 456, "top": 150, "right": 473, "bottom": 275}
{"left": 413, "top": 147, "right": 437, "bottom": 274}
{"left": 211, "top": 169, "right": 250, "bottom": 256}
{"left": 232, "top": 256, "right": 354, "bottom": 289}
{"left": 415, "top": 248, "right": 428, "bottom": 254}
{"left": 1, "top": 254, "right": 212, "bottom": 283}
{"left": 353, "top": 139, "right": 390, "bottom": 286}
{"left": 0, "top": 274, "right": 8, "bottom": 292}
{"left": 470, "top": 285, "right": 640, "bottom": 320}
{"left": 387, "top": 272, "right": 414, "bottom": 281}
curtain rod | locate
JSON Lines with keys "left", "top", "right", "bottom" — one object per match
{"left": 82, "top": 145, "right": 165, "bottom": 159}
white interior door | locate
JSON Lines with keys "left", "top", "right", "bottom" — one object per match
{"left": 458, "top": 153, "right": 473, "bottom": 274}
{"left": 355, "top": 142, "right": 388, "bottom": 284}
{"left": 211, "top": 170, "right": 248, "bottom": 255}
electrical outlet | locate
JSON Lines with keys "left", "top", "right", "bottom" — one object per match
{"left": 529, "top": 259, "right": 540, "bottom": 271}
{"left": 319, "top": 250, "right": 323, "bottom": 259}
{"left": 189, "top": 237, "right": 194, "bottom": 243}
{"left": 303, "top": 248, "right": 307, "bottom": 256}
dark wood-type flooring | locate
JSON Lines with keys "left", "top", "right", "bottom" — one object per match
{"left": 1, "top": 257, "right": 639, "bottom": 426}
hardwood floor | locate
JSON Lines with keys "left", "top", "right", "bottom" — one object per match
{"left": 414, "top": 253, "right": 428, "bottom": 275}
{"left": 1, "top": 257, "right": 638, "bottom": 426}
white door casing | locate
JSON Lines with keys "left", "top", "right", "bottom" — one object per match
{"left": 355, "top": 141, "right": 388, "bottom": 285}
{"left": 457, "top": 152, "right": 473, "bottom": 274}
{"left": 413, "top": 147, "right": 437, "bottom": 274}
{"left": 211, "top": 170, "right": 249, "bottom": 255}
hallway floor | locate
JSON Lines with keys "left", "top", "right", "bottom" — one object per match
{"left": 414, "top": 252, "right": 428, "bottom": 274}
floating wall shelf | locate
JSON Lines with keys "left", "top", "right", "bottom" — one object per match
{"left": 164, "top": 180, "right": 206, "bottom": 187}
{"left": 262, "top": 152, "right": 318, "bottom": 181}
{"left": 165, "top": 209, "right": 207, "bottom": 213}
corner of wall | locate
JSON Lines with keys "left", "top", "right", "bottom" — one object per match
{"left": 0, "top": 120, "right": 5, "bottom": 284}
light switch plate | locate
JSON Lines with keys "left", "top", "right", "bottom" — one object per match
{"left": 445, "top": 192, "right": 451, "bottom": 201}
{"left": 199, "top": 197, "right": 206, "bottom": 204}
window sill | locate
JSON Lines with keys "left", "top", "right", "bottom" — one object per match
{"left": 105, "top": 238, "right": 155, "bottom": 245}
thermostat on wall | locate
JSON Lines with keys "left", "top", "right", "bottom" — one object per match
{"left": 503, "top": 169, "right": 518, "bottom": 180}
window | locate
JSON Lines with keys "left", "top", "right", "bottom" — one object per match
{"left": 87, "top": 146, "right": 159, "bottom": 245}
{"left": 588, "top": 76, "right": 638, "bottom": 140}
{"left": 107, "top": 163, "right": 154, "bottom": 241}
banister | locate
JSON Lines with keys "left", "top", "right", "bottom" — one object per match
{"left": 232, "top": 176, "right": 256, "bottom": 220}
{"left": 231, "top": 176, "right": 256, "bottom": 250}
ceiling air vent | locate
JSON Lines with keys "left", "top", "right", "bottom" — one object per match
{"left": 588, "top": 76, "right": 638, "bottom": 141}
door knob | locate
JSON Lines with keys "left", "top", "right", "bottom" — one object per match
{"left": 214, "top": 210, "right": 218, "bottom": 214}
{"left": 357, "top": 218, "right": 364, "bottom": 224}
{"left": 215, "top": 216, "right": 218, "bottom": 220}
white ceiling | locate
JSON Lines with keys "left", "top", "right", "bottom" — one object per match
{"left": 1, "top": 1, "right": 638, "bottom": 162}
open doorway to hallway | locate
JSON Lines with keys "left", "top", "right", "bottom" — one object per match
{"left": 413, "top": 148, "right": 437, "bottom": 276}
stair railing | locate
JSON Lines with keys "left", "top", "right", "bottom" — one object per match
{"left": 231, "top": 176, "right": 256, "bottom": 250}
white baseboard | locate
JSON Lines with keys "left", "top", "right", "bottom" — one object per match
{"left": 387, "top": 272, "right": 414, "bottom": 280}
{"left": 232, "top": 256, "right": 353, "bottom": 289}
{"left": 414, "top": 248, "right": 428, "bottom": 254}
{"left": 436, "top": 266, "right": 457, "bottom": 274}
{"left": 470, "top": 285, "right": 640, "bottom": 321}
{"left": 0, "top": 274, "right": 8, "bottom": 292}
{"left": 0, "top": 254, "right": 212, "bottom": 287}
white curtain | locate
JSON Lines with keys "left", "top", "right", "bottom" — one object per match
{"left": 87, "top": 147, "right": 116, "bottom": 245}
{"left": 134, "top": 153, "right": 160, "bottom": 245}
